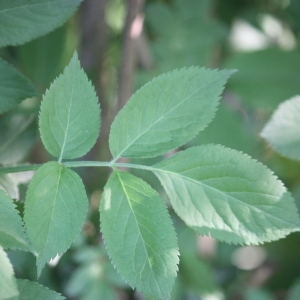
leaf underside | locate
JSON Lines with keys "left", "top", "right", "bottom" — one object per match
{"left": 0, "top": 57, "right": 36, "bottom": 114}
{"left": 153, "top": 144, "right": 300, "bottom": 245}
{"left": 39, "top": 52, "right": 100, "bottom": 160}
{"left": 100, "top": 171, "right": 179, "bottom": 300}
{"left": 24, "top": 162, "right": 88, "bottom": 275}
{"left": 0, "top": 189, "right": 31, "bottom": 252}
{"left": 261, "top": 96, "right": 300, "bottom": 161}
{"left": 0, "top": 0, "right": 83, "bottom": 47}
{"left": 109, "top": 67, "right": 234, "bottom": 159}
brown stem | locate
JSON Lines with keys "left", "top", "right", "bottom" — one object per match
{"left": 118, "top": 0, "right": 144, "bottom": 111}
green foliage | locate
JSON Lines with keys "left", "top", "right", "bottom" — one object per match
{"left": 146, "top": 0, "right": 226, "bottom": 69}
{"left": 24, "top": 162, "right": 88, "bottom": 276}
{"left": 0, "top": 0, "right": 83, "bottom": 48}
{"left": 261, "top": 96, "right": 300, "bottom": 161}
{"left": 1, "top": 50, "right": 300, "bottom": 299}
{"left": 0, "top": 58, "right": 36, "bottom": 114}
{"left": 39, "top": 52, "right": 100, "bottom": 161}
{"left": 65, "top": 246, "right": 121, "bottom": 300}
{"left": 0, "top": 247, "right": 19, "bottom": 300}
{"left": 16, "top": 279, "right": 65, "bottom": 300}
{"left": 110, "top": 67, "right": 234, "bottom": 159}
{"left": 224, "top": 49, "right": 300, "bottom": 110}
{"left": 100, "top": 171, "right": 179, "bottom": 299}
{"left": 1, "top": 1, "right": 300, "bottom": 295}
{"left": 153, "top": 145, "right": 300, "bottom": 245}
{"left": 0, "top": 190, "right": 31, "bottom": 252}
{"left": 0, "top": 112, "right": 36, "bottom": 165}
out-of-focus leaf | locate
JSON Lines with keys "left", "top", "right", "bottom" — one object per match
{"left": 0, "top": 247, "right": 19, "bottom": 300}
{"left": 65, "top": 263, "right": 116, "bottom": 300}
{"left": 17, "top": 24, "right": 71, "bottom": 88}
{"left": 180, "top": 252, "right": 217, "bottom": 296}
{"left": 245, "top": 287, "right": 274, "bottom": 300}
{"left": 17, "top": 279, "right": 65, "bottom": 300}
{"left": 0, "top": 58, "right": 36, "bottom": 114}
{"left": 0, "top": 0, "right": 83, "bottom": 47}
{"left": 0, "top": 113, "right": 37, "bottom": 165}
{"left": 188, "top": 101, "right": 257, "bottom": 156}
{"left": 147, "top": 0, "right": 227, "bottom": 70}
{"left": 0, "top": 189, "right": 31, "bottom": 252}
{"left": 0, "top": 174, "right": 19, "bottom": 200}
{"left": 224, "top": 49, "right": 300, "bottom": 110}
{"left": 287, "top": 278, "right": 300, "bottom": 300}
{"left": 261, "top": 96, "right": 300, "bottom": 161}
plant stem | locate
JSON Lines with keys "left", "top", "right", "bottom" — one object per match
{"left": 0, "top": 161, "right": 155, "bottom": 174}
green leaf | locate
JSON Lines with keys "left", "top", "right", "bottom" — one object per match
{"left": 147, "top": 0, "right": 227, "bottom": 70}
{"left": 0, "top": 58, "right": 36, "bottom": 114}
{"left": 0, "top": 189, "right": 31, "bottom": 252}
{"left": 180, "top": 252, "right": 217, "bottom": 296}
{"left": 0, "top": 247, "right": 19, "bottom": 300}
{"left": 0, "top": 112, "right": 37, "bottom": 165}
{"left": 109, "top": 67, "right": 234, "bottom": 159}
{"left": 0, "top": 0, "right": 83, "bottom": 48}
{"left": 287, "top": 278, "right": 300, "bottom": 300}
{"left": 224, "top": 49, "right": 300, "bottom": 110}
{"left": 17, "top": 279, "right": 65, "bottom": 300}
{"left": 24, "top": 162, "right": 88, "bottom": 275}
{"left": 39, "top": 52, "right": 100, "bottom": 161}
{"left": 152, "top": 144, "right": 300, "bottom": 245}
{"left": 0, "top": 174, "right": 19, "bottom": 200}
{"left": 260, "top": 96, "right": 300, "bottom": 161}
{"left": 100, "top": 171, "right": 179, "bottom": 299}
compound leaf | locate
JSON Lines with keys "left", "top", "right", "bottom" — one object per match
{"left": 0, "top": 247, "right": 19, "bottom": 300}
{"left": 24, "top": 162, "right": 88, "bottom": 276}
{"left": 0, "top": 0, "right": 83, "bottom": 48}
{"left": 0, "top": 189, "right": 31, "bottom": 252}
{"left": 109, "top": 67, "right": 234, "bottom": 159}
{"left": 152, "top": 145, "right": 300, "bottom": 245}
{"left": 17, "top": 279, "right": 65, "bottom": 300}
{"left": 261, "top": 96, "right": 300, "bottom": 161}
{"left": 39, "top": 52, "right": 100, "bottom": 161}
{"left": 100, "top": 171, "right": 179, "bottom": 300}
{"left": 0, "top": 58, "right": 36, "bottom": 114}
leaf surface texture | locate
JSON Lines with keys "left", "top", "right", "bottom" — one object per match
{"left": 109, "top": 67, "right": 234, "bottom": 159}
{"left": 100, "top": 171, "right": 179, "bottom": 299}
{"left": 39, "top": 52, "right": 100, "bottom": 160}
{"left": 153, "top": 145, "right": 300, "bottom": 245}
{"left": 24, "top": 162, "right": 88, "bottom": 275}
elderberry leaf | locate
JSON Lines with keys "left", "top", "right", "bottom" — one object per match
{"left": 39, "top": 52, "right": 100, "bottom": 161}
{"left": 153, "top": 144, "right": 300, "bottom": 245}
{"left": 109, "top": 67, "right": 234, "bottom": 159}
{"left": 24, "top": 162, "right": 88, "bottom": 275}
{"left": 100, "top": 171, "right": 179, "bottom": 299}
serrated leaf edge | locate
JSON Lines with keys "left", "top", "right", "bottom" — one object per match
{"left": 152, "top": 144, "right": 300, "bottom": 246}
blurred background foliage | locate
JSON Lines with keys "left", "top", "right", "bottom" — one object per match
{"left": 1, "top": 0, "right": 300, "bottom": 299}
